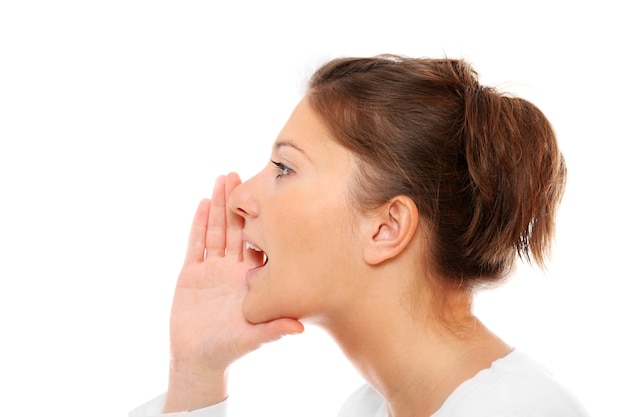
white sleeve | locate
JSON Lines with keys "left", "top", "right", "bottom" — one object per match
{"left": 336, "top": 384, "right": 386, "bottom": 417}
{"left": 129, "top": 394, "right": 228, "bottom": 417}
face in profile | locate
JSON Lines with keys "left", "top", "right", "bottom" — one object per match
{"left": 228, "top": 98, "right": 368, "bottom": 325}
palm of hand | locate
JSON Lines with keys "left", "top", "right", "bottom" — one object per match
{"left": 168, "top": 173, "right": 303, "bottom": 374}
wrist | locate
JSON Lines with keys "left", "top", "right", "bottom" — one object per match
{"left": 164, "top": 359, "right": 229, "bottom": 413}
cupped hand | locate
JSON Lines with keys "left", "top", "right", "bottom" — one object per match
{"left": 165, "top": 173, "right": 303, "bottom": 411}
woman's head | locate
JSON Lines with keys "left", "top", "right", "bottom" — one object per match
{"left": 307, "top": 55, "right": 566, "bottom": 288}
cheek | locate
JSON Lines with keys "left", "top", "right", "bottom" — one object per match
{"left": 278, "top": 191, "right": 357, "bottom": 264}
{"left": 291, "top": 202, "right": 347, "bottom": 247}
{"left": 280, "top": 205, "right": 357, "bottom": 292}
{"left": 242, "top": 193, "right": 358, "bottom": 322}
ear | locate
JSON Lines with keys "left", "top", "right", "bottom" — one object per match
{"left": 362, "top": 195, "right": 419, "bottom": 265}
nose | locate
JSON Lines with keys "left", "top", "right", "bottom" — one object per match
{"left": 227, "top": 176, "right": 259, "bottom": 218}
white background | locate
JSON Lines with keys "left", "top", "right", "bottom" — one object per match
{"left": 0, "top": 1, "right": 623, "bottom": 416}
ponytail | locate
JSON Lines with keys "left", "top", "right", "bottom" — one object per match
{"left": 462, "top": 86, "right": 566, "bottom": 270}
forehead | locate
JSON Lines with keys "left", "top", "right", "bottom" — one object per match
{"left": 273, "top": 98, "right": 361, "bottom": 181}
{"left": 275, "top": 98, "right": 342, "bottom": 156}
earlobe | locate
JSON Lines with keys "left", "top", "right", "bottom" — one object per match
{"left": 363, "top": 196, "right": 419, "bottom": 265}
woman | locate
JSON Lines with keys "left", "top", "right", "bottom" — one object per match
{"left": 131, "top": 55, "right": 589, "bottom": 416}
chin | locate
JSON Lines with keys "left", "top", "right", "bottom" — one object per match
{"left": 242, "top": 293, "right": 277, "bottom": 324}
{"left": 243, "top": 292, "right": 307, "bottom": 325}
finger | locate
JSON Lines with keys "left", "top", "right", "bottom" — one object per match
{"left": 245, "top": 318, "right": 305, "bottom": 348}
{"left": 184, "top": 199, "right": 211, "bottom": 265}
{"left": 224, "top": 172, "right": 243, "bottom": 260}
{"left": 205, "top": 175, "right": 227, "bottom": 257}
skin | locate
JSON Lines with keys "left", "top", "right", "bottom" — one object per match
{"left": 230, "top": 98, "right": 365, "bottom": 326}
{"left": 164, "top": 98, "right": 512, "bottom": 417}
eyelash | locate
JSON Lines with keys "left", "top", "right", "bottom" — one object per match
{"left": 271, "top": 160, "right": 293, "bottom": 179}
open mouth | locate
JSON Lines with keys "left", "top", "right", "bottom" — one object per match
{"left": 245, "top": 241, "right": 268, "bottom": 266}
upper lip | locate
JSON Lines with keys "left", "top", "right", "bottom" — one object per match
{"left": 242, "top": 232, "right": 268, "bottom": 266}
{"left": 245, "top": 241, "right": 263, "bottom": 251}
{"left": 242, "top": 233, "right": 263, "bottom": 251}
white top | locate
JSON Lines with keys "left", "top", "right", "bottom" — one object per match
{"left": 130, "top": 350, "right": 590, "bottom": 417}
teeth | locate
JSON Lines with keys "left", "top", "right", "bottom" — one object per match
{"left": 245, "top": 241, "right": 263, "bottom": 252}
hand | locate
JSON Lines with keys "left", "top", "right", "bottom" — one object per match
{"left": 164, "top": 173, "right": 303, "bottom": 412}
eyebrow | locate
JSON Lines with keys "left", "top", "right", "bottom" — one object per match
{"left": 273, "top": 139, "right": 314, "bottom": 163}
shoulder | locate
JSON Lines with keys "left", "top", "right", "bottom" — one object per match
{"left": 433, "top": 350, "right": 591, "bottom": 417}
{"left": 337, "top": 351, "right": 590, "bottom": 417}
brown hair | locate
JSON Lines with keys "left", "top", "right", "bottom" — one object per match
{"left": 308, "top": 55, "right": 566, "bottom": 286}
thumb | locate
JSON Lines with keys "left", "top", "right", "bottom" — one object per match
{"left": 253, "top": 318, "right": 305, "bottom": 344}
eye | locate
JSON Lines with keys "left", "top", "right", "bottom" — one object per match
{"left": 271, "top": 160, "right": 293, "bottom": 179}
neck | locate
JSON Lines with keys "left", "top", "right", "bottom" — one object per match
{"left": 314, "top": 275, "right": 511, "bottom": 417}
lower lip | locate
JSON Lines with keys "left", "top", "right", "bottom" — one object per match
{"left": 246, "top": 265, "right": 265, "bottom": 281}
